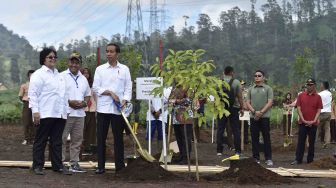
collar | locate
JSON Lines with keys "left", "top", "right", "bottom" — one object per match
{"left": 253, "top": 83, "right": 265, "bottom": 88}
{"left": 107, "top": 61, "right": 120, "bottom": 69}
{"left": 223, "top": 75, "right": 232, "bottom": 80}
{"left": 305, "top": 91, "right": 317, "bottom": 96}
{"left": 65, "top": 68, "right": 82, "bottom": 76}
{"left": 42, "top": 65, "right": 58, "bottom": 74}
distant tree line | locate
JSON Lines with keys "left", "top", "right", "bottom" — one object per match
{"left": 0, "top": 0, "right": 335, "bottom": 88}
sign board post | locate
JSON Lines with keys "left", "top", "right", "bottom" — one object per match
{"left": 136, "top": 77, "right": 163, "bottom": 155}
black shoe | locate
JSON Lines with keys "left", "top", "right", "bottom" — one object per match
{"left": 178, "top": 159, "right": 188, "bottom": 165}
{"left": 95, "top": 169, "right": 105, "bottom": 174}
{"left": 53, "top": 166, "right": 72, "bottom": 175}
{"left": 172, "top": 156, "right": 182, "bottom": 164}
{"left": 33, "top": 168, "right": 45, "bottom": 175}
{"left": 290, "top": 160, "right": 302, "bottom": 165}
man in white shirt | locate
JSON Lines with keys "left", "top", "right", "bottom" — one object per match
{"left": 61, "top": 52, "right": 91, "bottom": 173}
{"left": 146, "top": 87, "right": 171, "bottom": 151}
{"left": 92, "top": 43, "right": 132, "bottom": 174}
{"left": 28, "top": 48, "right": 71, "bottom": 175}
{"left": 318, "top": 81, "right": 332, "bottom": 148}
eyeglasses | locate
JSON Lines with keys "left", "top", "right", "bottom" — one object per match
{"left": 254, "top": 74, "right": 263, "bottom": 77}
{"left": 306, "top": 84, "right": 315, "bottom": 86}
{"left": 46, "top": 56, "right": 57, "bottom": 60}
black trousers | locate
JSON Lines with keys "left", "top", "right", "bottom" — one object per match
{"left": 330, "top": 119, "right": 336, "bottom": 142}
{"left": 173, "top": 124, "right": 192, "bottom": 160}
{"left": 97, "top": 113, "right": 125, "bottom": 171}
{"left": 250, "top": 118, "right": 272, "bottom": 160}
{"left": 32, "top": 118, "right": 65, "bottom": 170}
{"left": 217, "top": 107, "right": 241, "bottom": 153}
{"left": 242, "top": 120, "right": 249, "bottom": 144}
{"left": 295, "top": 124, "right": 317, "bottom": 163}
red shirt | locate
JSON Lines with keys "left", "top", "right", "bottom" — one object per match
{"left": 296, "top": 91, "right": 322, "bottom": 126}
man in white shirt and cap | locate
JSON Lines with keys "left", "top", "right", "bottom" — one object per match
{"left": 61, "top": 52, "right": 91, "bottom": 173}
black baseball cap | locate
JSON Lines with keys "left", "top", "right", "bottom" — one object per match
{"left": 306, "top": 78, "right": 316, "bottom": 85}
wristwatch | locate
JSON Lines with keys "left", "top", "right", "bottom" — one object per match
{"left": 82, "top": 101, "right": 88, "bottom": 107}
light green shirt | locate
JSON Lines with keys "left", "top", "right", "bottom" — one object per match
{"left": 223, "top": 75, "right": 241, "bottom": 108}
{"left": 247, "top": 83, "right": 273, "bottom": 118}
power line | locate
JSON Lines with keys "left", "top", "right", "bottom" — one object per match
{"left": 34, "top": 0, "right": 108, "bottom": 46}
{"left": 51, "top": 0, "right": 115, "bottom": 46}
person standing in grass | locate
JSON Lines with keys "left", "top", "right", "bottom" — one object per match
{"left": 19, "top": 70, "right": 35, "bottom": 145}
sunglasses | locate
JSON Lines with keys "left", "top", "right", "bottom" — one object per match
{"left": 254, "top": 74, "right": 263, "bottom": 77}
{"left": 46, "top": 56, "right": 57, "bottom": 60}
{"left": 306, "top": 84, "right": 315, "bottom": 86}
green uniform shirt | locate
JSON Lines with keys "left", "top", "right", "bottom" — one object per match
{"left": 223, "top": 75, "right": 241, "bottom": 108}
{"left": 247, "top": 83, "right": 273, "bottom": 118}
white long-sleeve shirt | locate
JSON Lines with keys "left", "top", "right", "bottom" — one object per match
{"left": 146, "top": 87, "right": 172, "bottom": 123}
{"left": 61, "top": 69, "right": 91, "bottom": 117}
{"left": 28, "top": 65, "right": 68, "bottom": 119}
{"left": 319, "top": 90, "right": 332, "bottom": 113}
{"left": 92, "top": 62, "right": 132, "bottom": 114}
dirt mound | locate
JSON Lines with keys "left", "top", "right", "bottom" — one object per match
{"left": 116, "top": 157, "right": 181, "bottom": 181}
{"left": 309, "top": 157, "right": 336, "bottom": 169}
{"left": 204, "top": 158, "right": 292, "bottom": 185}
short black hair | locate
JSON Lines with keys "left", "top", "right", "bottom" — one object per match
{"left": 39, "top": 47, "right": 57, "bottom": 65}
{"left": 27, "top": 70, "right": 35, "bottom": 77}
{"left": 255, "top": 70, "right": 265, "bottom": 76}
{"left": 322, "top": 81, "right": 329, "bottom": 90}
{"left": 224, "top": 66, "right": 234, "bottom": 75}
{"left": 106, "top": 43, "right": 120, "bottom": 53}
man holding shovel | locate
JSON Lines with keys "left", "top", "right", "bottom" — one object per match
{"left": 92, "top": 43, "right": 132, "bottom": 174}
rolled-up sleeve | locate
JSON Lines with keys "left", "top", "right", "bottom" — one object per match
{"left": 28, "top": 73, "right": 42, "bottom": 113}
{"left": 123, "top": 66, "right": 132, "bottom": 101}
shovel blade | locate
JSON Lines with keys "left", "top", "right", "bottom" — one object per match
{"left": 137, "top": 149, "right": 156, "bottom": 162}
{"left": 159, "top": 149, "right": 173, "bottom": 163}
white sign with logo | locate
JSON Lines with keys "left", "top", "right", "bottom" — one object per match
{"left": 136, "top": 77, "right": 162, "bottom": 100}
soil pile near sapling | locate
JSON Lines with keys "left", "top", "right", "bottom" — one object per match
{"left": 116, "top": 157, "right": 181, "bottom": 181}
{"left": 309, "top": 157, "right": 336, "bottom": 169}
{"left": 204, "top": 158, "right": 292, "bottom": 185}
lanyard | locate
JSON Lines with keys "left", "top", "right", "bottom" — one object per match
{"left": 69, "top": 73, "right": 79, "bottom": 88}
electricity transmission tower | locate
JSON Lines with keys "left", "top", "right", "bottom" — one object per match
{"left": 125, "top": 0, "right": 145, "bottom": 43}
{"left": 125, "top": 0, "right": 148, "bottom": 73}
{"left": 149, "top": 0, "right": 159, "bottom": 34}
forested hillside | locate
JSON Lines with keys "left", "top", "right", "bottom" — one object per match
{"left": 0, "top": 0, "right": 335, "bottom": 88}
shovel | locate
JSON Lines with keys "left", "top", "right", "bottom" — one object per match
{"left": 114, "top": 101, "right": 156, "bottom": 162}
{"left": 221, "top": 154, "right": 241, "bottom": 162}
{"left": 159, "top": 114, "right": 173, "bottom": 163}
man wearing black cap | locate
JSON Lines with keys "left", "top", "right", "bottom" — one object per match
{"left": 291, "top": 78, "right": 322, "bottom": 165}
{"left": 61, "top": 52, "right": 91, "bottom": 172}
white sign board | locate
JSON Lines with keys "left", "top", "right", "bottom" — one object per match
{"left": 239, "top": 111, "right": 251, "bottom": 121}
{"left": 136, "top": 77, "right": 162, "bottom": 100}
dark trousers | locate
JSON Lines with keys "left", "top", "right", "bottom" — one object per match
{"left": 22, "top": 101, "right": 35, "bottom": 143}
{"left": 83, "top": 112, "right": 97, "bottom": 150}
{"left": 282, "top": 114, "right": 292, "bottom": 135}
{"left": 250, "top": 118, "right": 272, "bottom": 160}
{"left": 146, "top": 120, "right": 163, "bottom": 140}
{"left": 295, "top": 124, "right": 317, "bottom": 163}
{"left": 331, "top": 119, "right": 336, "bottom": 142}
{"left": 216, "top": 107, "right": 241, "bottom": 153}
{"left": 97, "top": 113, "right": 125, "bottom": 171}
{"left": 173, "top": 124, "right": 192, "bottom": 160}
{"left": 243, "top": 120, "right": 249, "bottom": 144}
{"left": 32, "top": 118, "right": 65, "bottom": 170}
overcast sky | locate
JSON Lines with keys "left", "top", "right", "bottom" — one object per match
{"left": 0, "top": 0, "right": 267, "bottom": 48}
